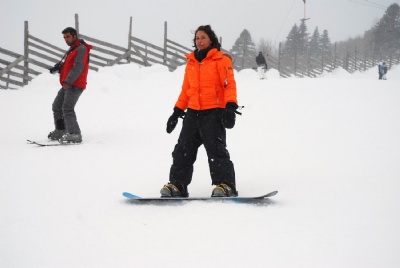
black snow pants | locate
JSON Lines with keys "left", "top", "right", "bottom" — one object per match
{"left": 169, "top": 108, "right": 236, "bottom": 189}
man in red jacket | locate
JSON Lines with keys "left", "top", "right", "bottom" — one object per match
{"left": 48, "top": 27, "right": 92, "bottom": 143}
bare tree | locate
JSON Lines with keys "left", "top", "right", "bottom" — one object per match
{"left": 257, "top": 38, "right": 276, "bottom": 57}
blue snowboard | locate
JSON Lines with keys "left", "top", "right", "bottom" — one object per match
{"left": 122, "top": 191, "right": 278, "bottom": 204}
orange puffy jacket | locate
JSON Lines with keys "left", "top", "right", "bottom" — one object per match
{"left": 175, "top": 48, "right": 238, "bottom": 110}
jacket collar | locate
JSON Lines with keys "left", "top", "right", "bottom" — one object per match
{"left": 68, "top": 39, "right": 92, "bottom": 53}
{"left": 186, "top": 48, "right": 222, "bottom": 61}
{"left": 69, "top": 39, "right": 82, "bottom": 50}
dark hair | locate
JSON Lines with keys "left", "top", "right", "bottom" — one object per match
{"left": 193, "top": 25, "right": 221, "bottom": 51}
{"left": 62, "top": 27, "right": 77, "bottom": 36}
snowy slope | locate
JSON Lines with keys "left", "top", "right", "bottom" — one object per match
{"left": 1, "top": 64, "right": 400, "bottom": 268}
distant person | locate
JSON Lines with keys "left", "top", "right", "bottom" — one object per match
{"left": 378, "top": 62, "right": 388, "bottom": 80}
{"left": 255, "top": 51, "right": 267, "bottom": 80}
{"left": 161, "top": 25, "right": 240, "bottom": 198}
{"left": 47, "top": 27, "right": 92, "bottom": 143}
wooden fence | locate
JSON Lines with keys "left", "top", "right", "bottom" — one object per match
{"left": 0, "top": 14, "right": 192, "bottom": 89}
{"left": 267, "top": 42, "right": 400, "bottom": 78}
{"left": 1, "top": 14, "right": 400, "bottom": 89}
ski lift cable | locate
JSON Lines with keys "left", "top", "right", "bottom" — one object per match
{"left": 365, "top": 0, "right": 388, "bottom": 8}
{"left": 348, "top": 0, "right": 381, "bottom": 8}
{"left": 274, "top": 0, "right": 297, "bottom": 45}
{"left": 348, "top": 0, "right": 386, "bottom": 9}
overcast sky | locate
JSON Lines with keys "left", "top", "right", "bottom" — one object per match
{"left": 1, "top": 0, "right": 398, "bottom": 55}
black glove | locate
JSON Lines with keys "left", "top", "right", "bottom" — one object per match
{"left": 223, "top": 102, "right": 239, "bottom": 129}
{"left": 166, "top": 107, "right": 185, "bottom": 134}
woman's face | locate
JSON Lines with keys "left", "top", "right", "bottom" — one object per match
{"left": 195, "top": 30, "right": 211, "bottom": 50}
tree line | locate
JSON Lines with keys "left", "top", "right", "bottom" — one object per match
{"left": 228, "top": 3, "right": 400, "bottom": 71}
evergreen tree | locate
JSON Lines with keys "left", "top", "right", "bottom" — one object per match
{"left": 283, "top": 21, "right": 310, "bottom": 58}
{"left": 230, "top": 29, "right": 257, "bottom": 70}
{"left": 298, "top": 20, "right": 310, "bottom": 56}
{"left": 309, "top": 27, "right": 321, "bottom": 59}
{"left": 320, "top": 29, "right": 332, "bottom": 56}
{"left": 283, "top": 24, "right": 300, "bottom": 58}
{"left": 372, "top": 3, "right": 400, "bottom": 55}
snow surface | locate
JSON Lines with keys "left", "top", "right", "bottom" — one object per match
{"left": 1, "top": 64, "right": 400, "bottom": 268}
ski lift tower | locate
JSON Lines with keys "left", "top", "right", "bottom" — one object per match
{"left": 301, "top": 0, "right": 310, "bottom": 21}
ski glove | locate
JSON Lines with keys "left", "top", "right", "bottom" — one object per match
{"left": 223, "top": 102, "right": 239, "bottom": 129}
{"left": 166, "top": 107, "right": 185, "bottom": 134}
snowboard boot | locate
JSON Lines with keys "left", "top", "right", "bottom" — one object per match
{"left": 59, "top": 133, "right": 82, "bottom": 144}
{"left": 48, "top": 129, "right": 67, "bottom": 140}
{"left": 160, "top": 183, "right": 188, "bottom": 198}
{"left": 211, "top": 183, "right": 238, "bottom": 197}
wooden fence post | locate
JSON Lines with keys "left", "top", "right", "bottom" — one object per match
{"left": 127, "top": 17, "right": 132, "bottom": 63}
{"left": 321, "top": 52, "right": 324, "bottom": 74}
{"left": 278, "top": 42, "right": 282, "bottom": 78}
{"left": 5, "top": 73, "right": 10, "bottom": 89}
{"left": 333, "top": 43, "right": 337, "bottom": 70}
{"left": 345, "top": 44, "right": 349, "bottom": 71}
{"left": 372, "top": 53, "right": 375, "bottom": 68}
{"left": 163, "top": 21, "right": 167, "bottom": 65}
{"left": 75, "top": 14, "right": 79, "bottom": 35}
{"left": 306, "top": 47, "right": 310, "bottom": 77}
{"left": 363, "top": 45, "right": 367, "bottom": 71}
{"left": 23, "top": 21, "right": 29, "bottom": 86}
{"left": 354, "top": 47, "right": 357, "bottom": 72}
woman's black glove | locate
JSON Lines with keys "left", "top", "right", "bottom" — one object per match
{"left": 166, "top": 107, "right": 185, "bottom": 133}
{"left": 223, "top": 102, "right": 239, "bottom": 129}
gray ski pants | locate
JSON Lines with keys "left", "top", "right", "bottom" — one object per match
{"left": 52, "top": 86, "right": 83, "bottom": 134}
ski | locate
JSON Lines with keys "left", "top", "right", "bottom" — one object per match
{"left": 122, "top": 190, "right": 278, "bottom": 203}
{"left": 27, "top": 139, "right": 81, "bottom": 147}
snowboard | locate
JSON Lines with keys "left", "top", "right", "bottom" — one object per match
{"left": 122, "top": 190, "right": 278, "bottom": 204}
{"left": 27, "top": 139, "right": 81, "bottom": 146}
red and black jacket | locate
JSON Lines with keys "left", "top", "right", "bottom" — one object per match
{"left": 59, "top": 39, "right": 92, "bottom": 89}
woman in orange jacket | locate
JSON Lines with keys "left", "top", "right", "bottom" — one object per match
{"left": 161, "top": 25, "right": 240, "bottom": 198}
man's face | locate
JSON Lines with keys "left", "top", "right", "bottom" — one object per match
{"left": 63, "top": 32, "right": 77, "bottom": 46}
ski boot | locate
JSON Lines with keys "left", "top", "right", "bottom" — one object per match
{"left": 48, "top": 129, "right": 67, "bottom": 141}
{"left": 59, "top": 133, "right": 82, "bottom": 144}
{"left": 211, "top": 183, "right": 238, "bottom": 197}
{"left": 160, "top": 183, "right": 188, "bottom": 197}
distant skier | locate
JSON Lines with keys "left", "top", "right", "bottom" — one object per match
{"left": 255, "top": 52, "right": 267, "bottom": 80}
{"left": 47, "top": 27, "right": 92, "bottom": 143}
{"left": 378, "top": 62, "right": 387, "bottom": 80}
